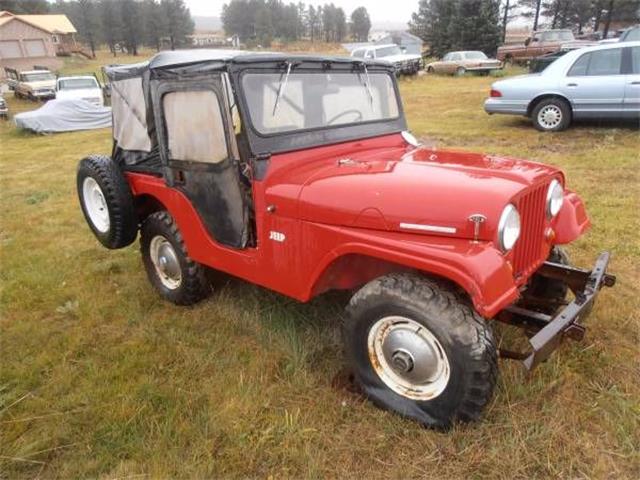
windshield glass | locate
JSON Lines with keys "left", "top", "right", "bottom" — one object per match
{"left": 376, "top": 46, "right": 402, "bottom": 57}
{"left": 23, "top": 72, "right": 55, "bottom": 82}
{"left": 546, "top": 30, "right": 574, "bottom": 42}
{"left": 623, "top": 27, "right": 640, "bottom": 41}
{"left": 242, "top": 71, "right": 400, "bottom": 135}
{"left": 58, "top": 77, "right": 98, "bottom": 90}
{"left": 464, "top": 51, "right": 487, "bottom": 60}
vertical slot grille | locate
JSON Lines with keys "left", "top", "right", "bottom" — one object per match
{"left": 512, "top": 182, "right": 549, "bottom": 280}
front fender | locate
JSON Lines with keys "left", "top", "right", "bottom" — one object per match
{"left": 303, "top": 223, "right": 519, "bottom": 318}
{"left": 554, "top": 190, "right": 590, "bottom": 244}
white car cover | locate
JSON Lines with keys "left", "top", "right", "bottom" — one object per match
{"left": 14, "top": 99, "right": 112, "bottom": 133}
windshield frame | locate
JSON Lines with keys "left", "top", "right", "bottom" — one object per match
{"left": 230, "top": 62, "right": 407, "bottom": 155}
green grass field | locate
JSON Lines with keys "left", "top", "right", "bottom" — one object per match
{"left": 1, "top": 51, "right": 639, "bottom": 478}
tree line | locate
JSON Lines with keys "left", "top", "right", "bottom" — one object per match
{"left": 511, "top": 0, "right": 640, "bottom": 37}
{"left": 0, "top": 0, "right": 194, "bottom": 57}
{"left": 221, "top": 1, "right": 372, "bottom": 46}
{"left": 410, "top": 0, "right": 640, "bottom": 58}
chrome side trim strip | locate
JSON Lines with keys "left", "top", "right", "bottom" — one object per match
{"left": 399, "top": 222, "right": 457, "bottom": 234}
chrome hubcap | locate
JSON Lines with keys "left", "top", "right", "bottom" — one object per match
{"left": 368, "top": 316, "right": 450, "bottom": 400}
{"left": 149, "top": 235, "right": 181, "bottom": 289}
{"left": 538, "top": 105, "right": 562, "bottom": 129}
{"left": 82, "top": 177, "right": 110, "bottom": 233}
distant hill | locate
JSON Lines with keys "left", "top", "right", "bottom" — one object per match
{"left": 193, "top": 16, "right": 222, "bottom": 33}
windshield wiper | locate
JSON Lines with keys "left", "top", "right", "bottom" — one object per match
{"left": 360, "top": 63, "right": 374, "bottom": 108}
{"left": 272, "top": 62, "right": 292, "bottom": 117}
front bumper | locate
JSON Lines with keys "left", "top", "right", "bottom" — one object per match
{"left": 498, "top": 251, "right": 616, "bottom": 370}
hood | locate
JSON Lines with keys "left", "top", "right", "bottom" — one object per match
{"left": 560, "top": 40, "right": 598, "bottom": 50}
{"left": 382, "top": 53, "right": 421, "bottom": 63}
{"left": 296, "top": 144, "right": 561, "bottom": 241}
{"left": 25, "top": 80, "right": 56, "bottom": 91}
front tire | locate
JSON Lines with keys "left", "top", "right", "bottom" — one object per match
{"left": 343, "top": 273, "right": 497, "bottom": 429}
{"left": 454, "top": 66, "right": 466, "bottom": 77}
{"left": 531, "top": 98, "right": 571, "bottom": 132}
{"left": 140, "top": 211, "right": 209, "bottom": 306}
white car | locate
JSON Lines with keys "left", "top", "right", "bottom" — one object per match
{"left": 484, "top": 41, "right": 640, "bottom": 131}
{"left": 351, "top": 44, "right": 422, "bottom": 75}
{"left": 56, "top": 76, "right": 104, "bottom": 107}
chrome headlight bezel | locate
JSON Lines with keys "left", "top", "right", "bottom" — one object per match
{"left": 546, "top": 179, "right": 564, "bottom": 219}
{"left": 497, "top": 204, "right": 521, "bottom": 252}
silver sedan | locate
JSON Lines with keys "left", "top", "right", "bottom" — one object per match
{"left": 484, "top": 41, "right": 640, "bottom": 131}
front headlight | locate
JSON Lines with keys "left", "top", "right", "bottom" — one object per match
{"left": 546, "top": 179, "right": 564, "bottom": 218}
{"left": 498, "top": 204, "right": 521, "bottom": 251}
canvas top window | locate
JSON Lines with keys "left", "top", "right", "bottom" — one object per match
{"left": 241, "top": 71, "right": 400, "bottom": 136}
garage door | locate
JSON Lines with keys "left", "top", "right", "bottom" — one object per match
{"left": 0, "top": 40, "right": 22, "bottom": 59}
{"left": 24, "top": 39, "right": 46, "bottom": 57}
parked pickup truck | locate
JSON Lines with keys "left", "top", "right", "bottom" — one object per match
{"left": 56, "top": 75, "right": 104, "bottom": 107}
{"left": 497, "top": 29, "right": 595, "bottom": 63}
{"left": 351, "top": 44, "right": 422, "bottom": 75}
{"left": 5, "top": 67, "right": 56, "bottom": 100}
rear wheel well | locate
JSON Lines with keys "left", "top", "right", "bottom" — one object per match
{"left": 134, "top": 194, "right": 167, "bottom": 225}
{"left": 527, "top": 94, "right": 572, "bottom": 117}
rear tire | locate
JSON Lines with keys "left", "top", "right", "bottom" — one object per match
{"left": 77, "top": 155, "right": 137, "bottom": 249}
{"left": 343, "top": 273, "right": 497, "bottom": 429}
{"left": 140, "top": 211, "right": 209, "bottom": 306}
{"left": 531, "top": 98, "right": 571, "bottom": 132}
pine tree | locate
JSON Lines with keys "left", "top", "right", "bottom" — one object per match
{"left": 410, "top": 0, "right": 502, "bottom": 58}
{"left": 350, "top": 7, "right": 371, "bottom": 41}
{"left": 161, "top": 0, "right": 194, "bottom": 50}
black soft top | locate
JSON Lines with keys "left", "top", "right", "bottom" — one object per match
{"left": 104, "top": 49, "right": 394, "bottom": 80}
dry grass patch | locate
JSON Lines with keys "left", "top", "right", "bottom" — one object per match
{"left": 1, "top": 54, "right": 639, "bottom": 478}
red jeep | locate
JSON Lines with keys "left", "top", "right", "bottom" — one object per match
{"left": 77, "top": 51, "right": 615, "bottom": 429}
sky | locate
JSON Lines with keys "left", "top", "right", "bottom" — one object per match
{"left": 183, "top": 0, "right": 418, "bottom": 25}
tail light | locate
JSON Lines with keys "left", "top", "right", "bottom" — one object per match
{"left": 490, "top": 89, "right": 502, "bottom": 98}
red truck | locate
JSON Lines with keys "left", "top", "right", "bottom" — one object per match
{"left": 77, "top": 51, "right": 615, "bottom": 429}
{"left": 497, "top": 29, "right": 595, "bottom": 64}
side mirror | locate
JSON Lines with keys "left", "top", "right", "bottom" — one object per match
{"left": 400, "top": 46, "right": 407, "bottom": 53}
{"left": 524, "top": 38, "right": 531, "bottom": 46}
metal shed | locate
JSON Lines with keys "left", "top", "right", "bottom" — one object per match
{"left": 375, "top": 31, "right": 423, "bottom": 56}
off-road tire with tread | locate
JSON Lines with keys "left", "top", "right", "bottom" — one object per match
{"left": 343, "top": 272, "right": 498, "bottom": 429}
{"left": 77, "top": 154, "right": 138, "bottom": 249}
{"left": 140, "top": 211, "right": 210, "bottom": 306}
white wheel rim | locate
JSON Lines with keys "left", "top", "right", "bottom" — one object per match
{"left": 537, "top": 105, "right": 563, "bottom": 129}
{"left": 82, "top": 177, "right": 110, "bottom": 233}
{"left": 149, "top": 235, "right": 182, "bottom": 290}
{"left": 368, "top": 316, "right": 450, "bottom": 401}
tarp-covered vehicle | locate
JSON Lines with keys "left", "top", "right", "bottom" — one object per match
{"left": 14, "top": 99, "right": 111, "bottom": 133}
{"left": 77, "top": 50, "right": 615, "bottom": 429}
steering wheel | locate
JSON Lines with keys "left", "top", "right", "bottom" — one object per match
{"left": 327, "top": 109, "right": 363, "bottom": 125}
